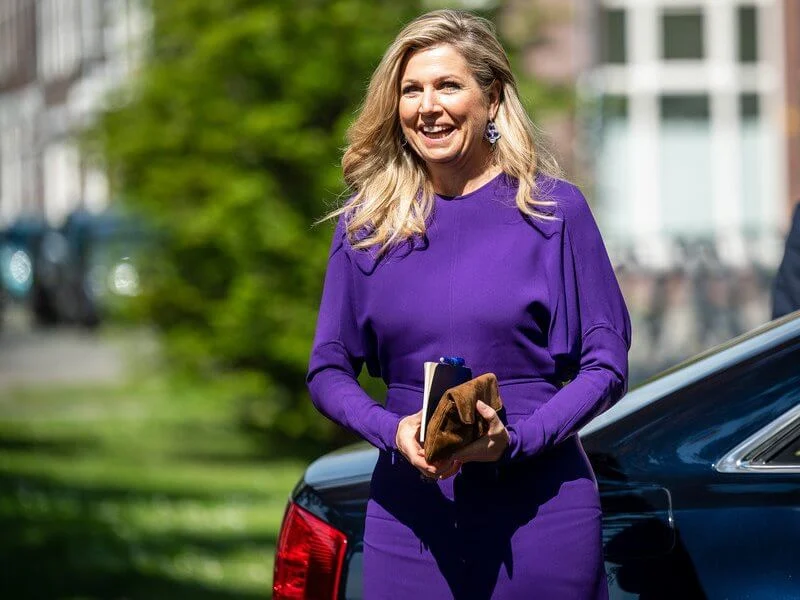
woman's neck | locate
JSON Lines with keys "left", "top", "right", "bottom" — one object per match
{"left": 427, "top": 153, "right": 501, "bottom": 197}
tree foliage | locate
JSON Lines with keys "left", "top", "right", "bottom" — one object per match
{"left": 93, "top": 0, "right": 422, "bottom": 444}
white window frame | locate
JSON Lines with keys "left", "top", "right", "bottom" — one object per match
{"left": 593, "top": 0, "right": 786, "bottom": 248}
{"left": 37, "top": 0, "right": 81, "bottom": 80}
{"left": 37, "top": 0, "right": 52, "bottom": 79}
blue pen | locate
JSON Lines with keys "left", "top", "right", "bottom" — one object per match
{"left": 439, "top": 356, "right": 466, "bottom": 367}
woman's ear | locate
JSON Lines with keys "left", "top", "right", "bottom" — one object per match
{"left": 488, "top": 80, "right": 501, "bottom": 120}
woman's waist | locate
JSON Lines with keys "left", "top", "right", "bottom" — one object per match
{"left": 385, "top": 377, "right": 560, "bottom": 418}
{"left": 376, "top": 435, "right": 594, "bottom": 493}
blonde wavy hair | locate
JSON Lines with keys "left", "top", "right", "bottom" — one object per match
{"left": 329, "top": 9, "right": 560, "bottom": 253}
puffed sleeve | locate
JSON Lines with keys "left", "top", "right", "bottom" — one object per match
{"left": 306, "top": 217, "right": 402, "bottom": 451}
{"left": 504, "top": 183, "right": 632, "bottom": 461}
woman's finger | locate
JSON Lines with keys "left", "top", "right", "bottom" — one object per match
{"left": 477, "top": 400, "right": 509, "bottom": 436}
{"left": 475, "top": 400, "right": 497, "bottom": 420}
{"left": 407, "top": 451, "right": 438, "bottom": 474}
{"left": 437, "top": 460, "right": 461, "bottom": 479}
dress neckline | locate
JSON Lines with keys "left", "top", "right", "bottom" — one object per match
{"left": 434, "top": 171, "right": 505, "bottom": 201}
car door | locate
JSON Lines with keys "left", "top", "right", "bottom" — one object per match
{"left": 592, "top": 330, "right": 800, "bottom": 599}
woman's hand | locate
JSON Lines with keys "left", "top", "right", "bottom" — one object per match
{"left": 395, "top": 411, "right": 460, "bottom": 480}
{"left": 450, "top": 400, "right": 509, "bottom": 463}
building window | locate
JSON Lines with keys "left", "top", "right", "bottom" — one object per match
{"left": 602, "top": 95, "right": 628, "bottom": 121}
{"left": 1, "top": 125, "right": 23, "bottom": 224}
{"left": 659, "top": 95, "right": 712, "bottom": 235}
{"left": 81, "top": 0, "right": 102, "bottom": 61}
{"left": 661, "top": 95, "right": 710, "bottom": 120}
{"left": 738, "top": 5, "right": 758, "bottom": 63}
{"left": 596, "top": 95, "right": 631, "bottom": 240}
{"left": 38, "top": 0, "right": 53, "bottom": 79}
{"left": 601, "top": 8, "right": 626, "bottom": 64}
{"left": 662, "top": 9, "right": 705, "bottom": 60}
{"left": 38, "top": 0, "right": 82, "bottom": 80}
{"left": 63, "top": 0, "right": 80, "bottom": 75}
{"left": 43, "top": 142, "right": 81, "bottom": 224}
{"left": 740, "top": 93, "right": 759, "bottom": 120}
{"left": 0, "top": 1, "right": 18, "bottom": 79}
{"left": 740, "top": 93, "right": 772, "bottom": 233}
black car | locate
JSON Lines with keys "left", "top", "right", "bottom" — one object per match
{"left": 273, "top": 312, "right": 800, "bottom": 599}
{"left": 35, "top": 209, "right": 149, "bottom": 327}
{"left": 0, "top": 216, "right": 56, "bottom": 325}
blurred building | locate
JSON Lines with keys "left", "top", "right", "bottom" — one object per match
{"left": 517, "top": 0, "right": 798, "bottom": 271}
{"left": 506, "top": 0, "right": 797, "bottom": 381}
{"left": 590, "top": 0, "right": 791, "bottom": 270}
{"left": 1, "top": 0, "right": 797, "bottom": 248}
{"left": 0, "top": 0, "right": 146, "bottom": 227}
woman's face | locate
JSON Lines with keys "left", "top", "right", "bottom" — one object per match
{"left": 398, "top": 44, "right": 499, "bottom": 171}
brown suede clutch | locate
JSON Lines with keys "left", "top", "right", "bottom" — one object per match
{"left": 423, "top": 373, "right": 503, "bottom": 463}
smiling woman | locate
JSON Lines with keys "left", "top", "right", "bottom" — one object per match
{"left": 306, "top": 9, "right": 631, "bottom": 600}
{"left": 331, "top": 10, "right": 561, "bottom": 255}
{"left": 397, "top": 45, "right": 501, "bottom": 196}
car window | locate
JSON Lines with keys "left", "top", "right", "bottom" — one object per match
{"left": 717, "top": 401, "right": 800, "bottom": 473}
{"left": 767, "top": 436, "right": 800, "bottom": 465}
{"left": 760, "top": 416, "right": 800, "bottom": 466}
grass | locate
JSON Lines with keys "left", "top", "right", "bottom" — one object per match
{"left": 0, "top": 376, "right": 306, "bottom": 599}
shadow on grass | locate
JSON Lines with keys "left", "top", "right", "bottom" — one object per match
{"left": 0, "top": 433, "right": 100, "bottom": 456}
{"left": 0, "top": 470, "right": 272, "bottom": 600}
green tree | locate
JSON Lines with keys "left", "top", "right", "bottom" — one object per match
{"left": 92, "top": 0, "right": 421, "bottom": 446}
{"left": 91, "top": 1, "right": 562, "bottom": 450}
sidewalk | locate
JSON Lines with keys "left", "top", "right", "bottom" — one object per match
{"left": 0, "top": 306, "right": 158, "bottom": 390}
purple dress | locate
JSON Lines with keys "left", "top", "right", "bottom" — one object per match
{"left": 307, "top": 173, "right": 631, "bottom": 599}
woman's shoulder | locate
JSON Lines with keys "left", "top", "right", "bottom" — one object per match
{"left": 332, "top": 210, "right": 406, "bottom": 276}
{"left": 506, "top": 172, "right": 592, "bottom": 238}
{"left": 532, "top": 172, "right": 591, "bottom": 222}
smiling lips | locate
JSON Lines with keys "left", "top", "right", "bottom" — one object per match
{"left": 419, "top": 124, "right": 455, "bottom": 141}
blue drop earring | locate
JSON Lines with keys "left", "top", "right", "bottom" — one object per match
{"left": 485, "top": 120, "right": 501, "bottom": 144}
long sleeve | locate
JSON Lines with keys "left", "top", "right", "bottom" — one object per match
{"left": 504, "top": 183, "right": 632, "bottom": 461}
{"left": 306, "top": 218, "right": 401, "bottom": 451}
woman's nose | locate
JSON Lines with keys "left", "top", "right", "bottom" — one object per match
{"left": 419, "top": 88, "right": 440, "bottom": 114}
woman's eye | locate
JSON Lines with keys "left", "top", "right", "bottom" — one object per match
{"left": 441, "top": 81, "right": 461, "bottom": 90}
{"left": 402, "top": 86, "right": 419, "bottom": 95}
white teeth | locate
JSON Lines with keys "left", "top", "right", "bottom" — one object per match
{"left": 421, "top": 125, "right": 452, "bottom": 133}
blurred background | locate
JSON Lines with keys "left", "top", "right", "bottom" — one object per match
{"left": 0, "top": 0, "right": 797, "bottom": 597}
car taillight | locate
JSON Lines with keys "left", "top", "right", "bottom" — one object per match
{"left": 273, "top": 501, "right": 348, "bottom": 600}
